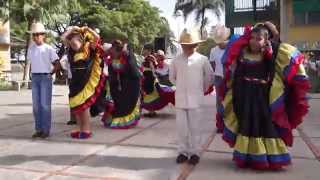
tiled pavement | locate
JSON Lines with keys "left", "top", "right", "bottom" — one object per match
{"left": 0, "top": 86, "right": 319, "bottom": 180}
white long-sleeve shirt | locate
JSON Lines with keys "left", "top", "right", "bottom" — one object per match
{"left": 169, "top": 52, "right": 214, "bottom": 109}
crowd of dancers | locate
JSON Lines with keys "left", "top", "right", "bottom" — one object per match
{"left": 28, "top": 21, "right": 310, "bottom": 170}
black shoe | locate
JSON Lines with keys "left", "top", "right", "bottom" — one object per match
{"left": 176, "top": 154, "right": 189, "bottom": 164}
{"left": 67, "top": 120, "right": 77, "bottom": 125}
{"left": 188, "top": 155, "right": 200, "bottom": 166}
{"left": 32, "top": 131, "right": 43, "bottom": 138}
{"left": 40, "top": 133, "right": 50, "bottom": 139}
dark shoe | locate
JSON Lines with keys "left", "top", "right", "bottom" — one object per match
{"left": 32, "top": 131, "right": 42, "bottom": 138}
{"left": 144, "top": 112, "right": 157, "bottom": 118}
{"left": 149, "top": 111, "right": 157, "bottom": 117}
{"left": 67, "top": 120, "right": 77, "bottom": 125}
{"left": 40, "top": 133, "right": 50, "bottom": 139}
{"left": 188, "top": 155, "right": 200, "bottom": 166}
{"left": 176, "top": 154, "right": 189, "bottom": 164}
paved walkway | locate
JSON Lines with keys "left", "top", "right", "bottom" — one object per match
{"left": 0, "top": 86, "right": 319, "bottom": 180}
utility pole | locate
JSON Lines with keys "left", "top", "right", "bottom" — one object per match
{"left": 253, "top": 0, "right": 257, "bottom": 22}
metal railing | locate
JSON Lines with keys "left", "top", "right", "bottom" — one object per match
{"left": 234, "top": 0, "right": 277, "bottom": 12}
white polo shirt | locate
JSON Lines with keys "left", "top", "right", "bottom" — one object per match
{"left": 27, "top": 43, "right": 59, "bottom": 73}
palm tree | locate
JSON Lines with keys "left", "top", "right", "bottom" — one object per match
{"left": 174, "top": 0, "right": 224, "bottom": 38}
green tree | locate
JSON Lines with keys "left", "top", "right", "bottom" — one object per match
{"left": 174, "top": 0, "right": 224, "bottom": 38}
{"left": 81, "top": 0, "right": 171, "bottom": 51}
{"left": 197, "top": 38, "right": 216, "bottom": 57}
{"left": 9, "top": 0, "right": 84, "bottom": 81}
{"left": 0, "top": 0, "right": 9, "bottom": 23}
{"left": 8, "top": 0, "right": 171, "bottom": 82}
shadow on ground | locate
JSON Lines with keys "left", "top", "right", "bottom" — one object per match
{"left": 0, "top": 154, "right": 174, "bottom": 170}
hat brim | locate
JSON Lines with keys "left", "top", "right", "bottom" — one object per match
{"left": 179, "top": 40, "right": 205, "bottom": 45}
{"left": 27, "top": 31, "right": 48, "bottom": 34}
{"left": 213, "top": 39, "right": 228, "bottom": 44}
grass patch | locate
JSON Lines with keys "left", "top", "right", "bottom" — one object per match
{"left": 0, "top": 80, "right": 13, "bottom": 91}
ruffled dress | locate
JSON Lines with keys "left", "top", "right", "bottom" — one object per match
{"left": 68, "top": 31, "right": 106, "bottom": 114}
{"left": 101, "top": 49, "right": 141, "bottom": 129}
{"left": 220, "top": 29, "right": 310, "bottom": 169}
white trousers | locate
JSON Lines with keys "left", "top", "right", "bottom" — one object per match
{"left": 176, "top": 108, "right": 202, "bottom": 156}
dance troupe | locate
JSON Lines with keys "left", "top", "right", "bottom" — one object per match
{"left": 29, "top": 21, "right": 310, "bottom": 170}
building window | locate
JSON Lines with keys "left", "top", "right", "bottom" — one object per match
{"left": 294, "top": 11, "right": 320, "bottom": 25}
{"left": 233, "top": 0, "right": 277, "bottom": 12}
{"left": 309, "top": 11, "right": 320, "bottom": 24}
{"left": 294, "top": 13, "right": 307, "bottom": 25}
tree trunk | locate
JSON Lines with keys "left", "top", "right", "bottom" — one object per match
{"left": 200, "top": 8, "right": 206, "bottom": 39}
{"left": 22, "top": 20, "right": 32, "bottom": 85}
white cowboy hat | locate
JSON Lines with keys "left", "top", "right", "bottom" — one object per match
{"left": 28, "top": 22, "right": 47, "bottom": 34}
{"left": 179, "top": 28, "right": 205, "bottom": 45}
{"left": 212, "top": 25, "right": 230, "bottom": 44}
{"left": 157, "top": 49, "right": 165, "bottom": 56}
{"left": 102, "top": 43, "right": 112, "bottom": 51}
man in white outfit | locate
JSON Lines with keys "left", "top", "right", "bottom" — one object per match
{"left": 169, "top": 29, "right": 214, "bottom": 165}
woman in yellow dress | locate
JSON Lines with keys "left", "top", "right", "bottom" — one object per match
{"left": 61, "top": 26, "right": 106, "bottom": 139}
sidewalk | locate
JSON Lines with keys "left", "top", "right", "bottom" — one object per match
{"left": 0, "top": 86, "right": 319, "bottom": 180}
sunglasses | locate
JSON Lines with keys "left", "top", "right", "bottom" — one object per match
{"left": 32, "top": 33, "right": 45, "bottom": 37}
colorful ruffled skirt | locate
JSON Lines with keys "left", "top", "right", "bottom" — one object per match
{"left": 69, "top": 54, "right": 106, "bottom": 114}
{"left": 101, "top": 74, "right": 141, "bottom": 129}
{"left": 141, "top": 82, "right": 175, "bottom": 111}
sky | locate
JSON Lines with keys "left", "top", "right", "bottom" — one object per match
{"left": 146, "top": 0, "right": 225, "bottom": 38}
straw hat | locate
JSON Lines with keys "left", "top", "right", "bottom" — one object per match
{"left": 28, "top": 22, "right": 47, "bottom": 34}
{"left": 212, "top": 25, "right": 230, "bottom": 44}
{"left": 102, "top": 43, "right": 112, "bottom": 51}
{"left": 179, "top": 28, "right": 205, "bottom": 45}
{"left": 157, "top": 50, "right": 165, "bottom": 56}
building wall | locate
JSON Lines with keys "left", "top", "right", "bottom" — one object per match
{"left": 285, "top": 0, "right": 320, "bottom": 49}
{"left": 0, "top": 20, "right": 11, "bottom": 76}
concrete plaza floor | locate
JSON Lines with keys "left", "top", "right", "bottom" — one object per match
{"left": 0, "top": 85, "right": 319, "bottom": 180}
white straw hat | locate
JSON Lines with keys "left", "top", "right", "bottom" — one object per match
{"left": 179, "top": 28, "right": 205, "bottom": 45}
{"left": 212, "top": 25, "right": 230, "bottom": 44}
{"left": 157, "top": 50, "right": 165, "bottom": 56}
{"left": 28, "top": 22, "right": 47, "bottom": 34}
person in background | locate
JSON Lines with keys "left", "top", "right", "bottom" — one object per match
{"left": 210, "top": 25, "right": 230, "bottom": 132}
{"left": 169, "top": 29, "right": 214, "bottom": 166}
{"left": 27, "top": 22, "right": 60, "bottom": 139}
{"left": 59, "top": 53, "right": 77, "bottom": 125}
{"left": 141, "top": 44, "right": 175, "bottom": 117}
{"left": 155, "top": 50, "right": 172, "bottom": 86}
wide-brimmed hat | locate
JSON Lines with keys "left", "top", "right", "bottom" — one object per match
{"left": 212, "top": 25, "right": 230, "bottom": 44}
{"left": 179, "top": 28, "right": 205, "bottom": 45}
{"left": 28, "top": 22, "right": 47, "bottom": 34}
{"left": 157, "top": 50, "right": 165, "bottom": 56}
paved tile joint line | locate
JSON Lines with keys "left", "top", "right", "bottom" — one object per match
{"left": 177, "top": 132, "right": 217, "bottom": 180}
{"left": 37, "top": 119, "right": 165, "bottom": 180}
{"left": 298, "top": 127, "right": 320, "bottom": 161}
